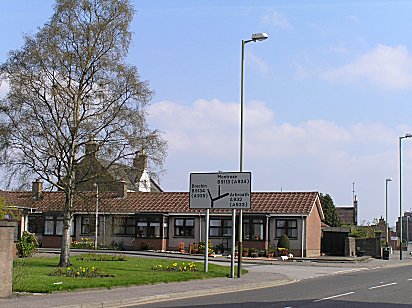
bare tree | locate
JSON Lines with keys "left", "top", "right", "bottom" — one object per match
{"left": 0, "top": 0, "right": 167, "bottom": 266}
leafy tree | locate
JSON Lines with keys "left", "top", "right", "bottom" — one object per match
{"left": 0, "top": 0, "right": 166, "bottom": 266}
{"left": 319, "top": 193, "right": 341, "bottom": 227}
{"left": 0, "top": 197, "right": 20, "bottom": 221}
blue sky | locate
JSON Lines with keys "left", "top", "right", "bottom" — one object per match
{"left": 2, "top": 1, "right": 412, "bottom": 226}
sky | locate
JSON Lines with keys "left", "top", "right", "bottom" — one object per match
{"left": 1, "top": 0, "right": 412, "bottom": 226}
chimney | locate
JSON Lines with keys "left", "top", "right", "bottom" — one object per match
{"left": 133, "top": 151, "right": 148, "bottom": 172}
{"left": 353, "top": 195, "right": 358, "bottom": 226}
{"left": 32, "top": 179, "right": 43, "bottom": 199}
{"left": 117, "top": 179, "right": 127, "bottom": 198}
{"left": 85, "top": 135, "right": 98, "bottom": 158}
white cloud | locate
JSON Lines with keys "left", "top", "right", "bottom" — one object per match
{"left": 148, "top": 98, "right": 405, "bottom": 224}
{"left": 321, "top": 44, "right": 412, "bottom": 89}
{"left": 292, "top": 62, "right": 310, "bottom": 80}
{"left": 248, "top": 52, "right": 270, "bottom": 75}
{"left": 261, "top": 11, "right": 291, "bottom": 30}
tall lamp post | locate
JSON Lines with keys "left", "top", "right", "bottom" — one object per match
{"left": 238, "top": 32, "right": 268, "bottom": 277}
{"left": 399, "top": 133, "right": 412, "bottom": 260}
{"left": 94, "top": 183, "right": 99, "bottom": 250}
{"left": 385, "top": 178, "right": 392, "bottom": 246}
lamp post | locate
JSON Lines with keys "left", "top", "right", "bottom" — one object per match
{"left": 385, "top": 178, "right": 392, "bottom": 246}
{"left": 238, "top": 32, "right": 268, "bottom": 278}
{"left": 94, "top": 183, "right": 99, "bottom": 250}
{"left": 399, "top": 133, "right": 412, "bottom": 260}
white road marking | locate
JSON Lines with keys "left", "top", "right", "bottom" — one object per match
{"left": 313, "top": 292, "right": 355, "bottom": 302}
{"left": 408, "top": 279, "right": 412, "bottom": 281}
{"left": 368, "top": 282, "right": 397, "bottom": 289}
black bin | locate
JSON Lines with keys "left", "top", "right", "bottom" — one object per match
{"left": 383, "top": 247, "right": 390, "bottom": 260}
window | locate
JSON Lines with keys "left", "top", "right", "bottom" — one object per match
{"left": 276, "top": 219, "right": 298, "bottom": 239}
{"left": 113, "top": 216, "right": 135, "bottom": 235}
{"left": 44, "top": 216, "right": 55, "bottom": 235}
{"left": 174, "top": 218, "right": 194, "bottom": 237}
{"left": 136, "top": 216, "right": 161, "bottom": 238}
{"left": 43, "top": 215, "right": 73, "bottom": 236}
{"left": 244, "top": 218, "right": 264, "bottom": 240}
{"left": 209, "top": 218, "right": 232, "bottom": 237}
{"left": 81, "top": 216, "right": 95, "bottom": 235}
{"left": 28, "top": 215, "right": 44, "bottom": 234}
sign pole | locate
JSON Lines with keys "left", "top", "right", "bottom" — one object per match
{"left": 230, "top": 209, "right": 236, "bottom": 278}
{"left": 204, "top": 209, "right": 209, "bottom": 272}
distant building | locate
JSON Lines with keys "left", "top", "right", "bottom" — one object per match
{"left": 336, "top": 195, "right": 358, "bottom": 226}
{"left": 396, "top": 211, "right": 412, "bottom": 242}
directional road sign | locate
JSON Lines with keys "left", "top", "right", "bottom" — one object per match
{"left": 189, "top": 172, "right": 251, "bottom": 209}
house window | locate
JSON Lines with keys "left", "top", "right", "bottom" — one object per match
{"left": 113, "top": 216, "right": 135, "bottom": 236}
{"left": 209, "top": 218, "right": 232, "bottom": 237}
{"left": 174, "top": 218, "right": 194, "bottom": 237}
{"left": 28, "top": 215, "right": 44, "bottom": 234}
{"left": 244, "top": 218, "right": 264, "bottom": 240}
{"left": 81, "top": 216, "right": 95, "bottom": 235}
{"left": 276, "top": 219, "right": 298, "bottom": 239}
{"left": 44, "top": 215, "right": 72, "bottom": 235}
{"left": 136, "top": 216, "right": 161, "bottom": 238}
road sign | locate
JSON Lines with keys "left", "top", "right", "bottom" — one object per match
{"left": 189, "top": 172, "right": 251, "bottom": 209}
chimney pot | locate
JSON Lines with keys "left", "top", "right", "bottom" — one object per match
{"left": 32, "top": 179, "right": 43, "bottom": 199}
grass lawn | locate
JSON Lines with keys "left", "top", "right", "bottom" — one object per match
{"left": 13, "top": 254, "right": 245, "bottom": 293}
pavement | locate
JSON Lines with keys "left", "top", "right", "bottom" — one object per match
{"left": 2, "top": 249, "right": 412, "bottom": 308}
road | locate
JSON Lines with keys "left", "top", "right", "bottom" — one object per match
{"left": 136, "top": 264, "right": 412, "bottom": 307}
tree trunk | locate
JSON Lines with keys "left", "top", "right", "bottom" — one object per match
{"left": 59, "top": 192, "right": 73, "bottom": 267}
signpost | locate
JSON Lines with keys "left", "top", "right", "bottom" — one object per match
{"left": 189, "top": 172, "right": 251, "bottom": 277}
{"left": 189, "top": 172, "right": 251, "bottom": 209}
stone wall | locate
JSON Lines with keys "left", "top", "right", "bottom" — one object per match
{"left": 0, "top": 221, "right": 15, "bottom": 298}
{"left": 356, "top": 237, "right": 382, "bottom": 258}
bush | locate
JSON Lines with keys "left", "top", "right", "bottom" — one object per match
{"left": 198, "top": 241, "right": 214, "bottom": 255}
{"left": 277, "top": 234, "right": 290, "bottom": 251}
{"left": 70, "top": 237, "right": 95, "bottom": 249}
{"left": 141, "top": 241, "right": 153, "bottom": 251}
{"left": 17, "top": 231, "right": 38, "bottom": 257}
{"left": 49, "top": 266, "right": 113, "bottom": 278}
{"left": 152, "top": 261, "right": 197, "bottom": 272}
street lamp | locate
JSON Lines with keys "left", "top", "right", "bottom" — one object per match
{"left": 399, "top": 133, "right": 412, "bottom": 260}
{"left": 237, "top": 32, "right": 268, "bottom": 278}
{"left": 385, "top": 178, "right": 392, "bottom": 246}
{"left": 93, "top": 183, "right": 99, "bottom": 250}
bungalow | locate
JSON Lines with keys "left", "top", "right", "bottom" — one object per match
{"left": 0, "top": 182, "right": 324, "bottom": 257}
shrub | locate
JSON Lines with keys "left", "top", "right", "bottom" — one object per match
{"left": 177, "top": 241, "right": 185, "bottom": 251}
{"left": 70, "top": 238, "right": 94, "bottom": 249}
{"left": 109, "top": 240, "right": 125, "bottom": 251}
{"left": 277, "top": 234, "right": 290, "bottom": 251}
{"left": 17, "top": 231, "right": 38, "bottom": 257}
{"left": 75, "top": 254, "right": 126, "bottom": 261}
{"left": 198, "top": 241, "right": 214, "bottom": 255}
{"left": 152, "top": 261, "right": 197, "bottom": 272}
{"left": 49, "top": 266, "right": 113, "bottom": 278}
{"left": 141, "top": 241, "right": 153, "bottom": 251}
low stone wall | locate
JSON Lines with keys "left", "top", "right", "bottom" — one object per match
{"left": 0, "top": 221, "right": 15, "bottom": 298}
{"left": 356, "top": 237, "right": 382, "bottom": 258}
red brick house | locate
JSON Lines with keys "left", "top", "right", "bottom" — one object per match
{"left": 0, "top": 185, "right": 324, "bottom": 257}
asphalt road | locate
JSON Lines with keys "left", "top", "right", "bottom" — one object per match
{"left": 136, "top": 264, "right": 412, "bottom": 307}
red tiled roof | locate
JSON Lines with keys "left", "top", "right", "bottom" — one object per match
{"left": 0, "top": 191, "right": 320, "bottom": 216}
